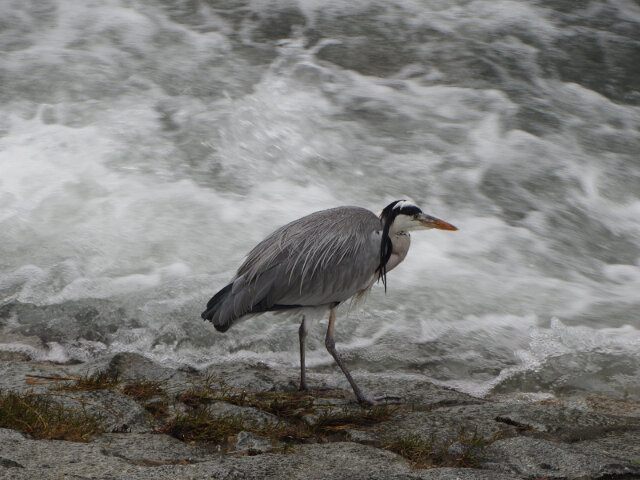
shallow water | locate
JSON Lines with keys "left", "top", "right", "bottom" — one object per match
{"left": 1, "top": 0, "right": 639, "bottom": 400}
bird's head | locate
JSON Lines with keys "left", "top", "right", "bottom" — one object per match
{"left": 379, "top": 200, "right": 457, "bottom": 235}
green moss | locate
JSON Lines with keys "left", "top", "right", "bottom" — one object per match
{"left": 0, "top": 390, "right": 103, "bottom": 442}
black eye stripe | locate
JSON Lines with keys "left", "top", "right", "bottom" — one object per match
{"left": 396, "top": 205, "right": 422, "bottom": 216}
{"left": 380, "top": 200, "right": 423, "bottom": 222}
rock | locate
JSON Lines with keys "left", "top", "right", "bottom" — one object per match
{"left": 0, "top": 351, "right": 31, "bottom": 362}
{"left": 107, "top": 352, "right": 192, "bottom": 387}
{"left": 2, "top": 355, "right": 640, "bottom": 480}
{"left": 0, "top": 457, "right": 25, "bottom": 468}
{"left": 200, "top": 362, "right": 295, "bottom": 393}
{"left": 490, "top": 402, "right": 638, "bottom": 440}
{"left": 350, "top": 405, "right": 506, "bottom": 447}
{"left": 347, "top": 401, "right": 640, "bottom": 447}
{"left": 480, "top": 436, "right": 640, "bottom": 478}
{"left": 0, "top": 359, "right": 77, "bottom": 394}
{"left": 0, "top": 430, "right": 522, "bottom": 480}
{"left": 207, "top": 400, "right": 283, "bottom": 428}
{"left": 341, "top": 373, "right": 483, "bottom": 411}
{"left": 405, "top": 469, "right": 520, "bottom": 480}
{"left": 574, "top": 430, "right": 640, "bottom": 464}
{"left": 234, "top": 431, "right": 272, "bottom": 453}
{"left": 47, "top": 388, "right": 151, "bottom": 433}
{"left": 94, "top": 433, "right": 211, "bottom": 465}
{"left": 446, "top": 440, "right": 483, "bottom": 461}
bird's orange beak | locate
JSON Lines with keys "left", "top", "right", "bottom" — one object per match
{"left": 418, "top": 214, "right": 458, "bottom": 231}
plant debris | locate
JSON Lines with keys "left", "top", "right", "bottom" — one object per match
{"left": 54, "top": 369, "right": 121, "bottom": 392}
{"left": 0, "top": 390, "right": 103, "bottom": 442}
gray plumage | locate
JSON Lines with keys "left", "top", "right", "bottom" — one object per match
{"left": 203, "top": 207, "right": 381, "bottom": 331}
{"left": 201, "top": 200, "right": 457, "bottom": 404}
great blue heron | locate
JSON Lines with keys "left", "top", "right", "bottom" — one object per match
{"left": 201, "top": 200, "right": 457, "bottom": 404}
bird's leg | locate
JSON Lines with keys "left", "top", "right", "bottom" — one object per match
{"left": 324, "top": 308, "right": 374, "bottom": 405}
{"left": 298, "top": 315, "right": 309, "bottom": 392}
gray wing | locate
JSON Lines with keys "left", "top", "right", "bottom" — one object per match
{"left": 237, "top": 206, "right": 382, "bottom": 306}
{"left": 202, "top": 206, "right": 383, "bottom": 332}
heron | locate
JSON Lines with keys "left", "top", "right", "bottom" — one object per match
{"left": 201, "top": 200, "right": 457, "bottom": 404}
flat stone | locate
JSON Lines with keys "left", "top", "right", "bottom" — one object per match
{"left": 574, "top": 430, "right": 640, "bottom": 463}
{"left": 350, "top": 401, "right": 640, "bottom": 447}
{"left": 357, "top": 375, "right": 484, "bottom": 411}
{"left": 200, "top": 362, "right": 296, "bottom": 393}
{"left": 48, "top": 388, "right": 151, "bottom": 433}
{"left": 233, "top": 431, "right": 272, "bottom": 453}
{"left": 0, "top": 360, "right": 77, "bottom": 394}
{"left": 106, "top": 352, "right": 193, "bottom": 387}
{"left": 480, "top": 436, "right": 640, "bottom": 478}
{"left": 208, "top": 400, "right": 283, "bottom": 427}
{"left": 0, "top": 457, "right": 25, "bottom": 468}
{"left": 404, "top": 469, "right": 521, "bottom": 480}
{"left": 301, "top": 370, "right": 482, "bottom": 411}
{"left": 95, "top": 432, "right": 211, "bottom": 465}
{"left": 0, "top": 427, "right": 525, "bottom": 480}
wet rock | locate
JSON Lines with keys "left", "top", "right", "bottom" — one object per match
{"left": 480, "top": 436, "right": 640, "bottom": 478}
{"left": 0, "top": 300, "right": 139, "bottom": 346}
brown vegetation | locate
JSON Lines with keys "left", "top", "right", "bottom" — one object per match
{"left": 0, "top": 390, "right": 103, "bottom": 442}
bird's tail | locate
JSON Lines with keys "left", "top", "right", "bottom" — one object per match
{"left": 201, "top": 272, "right": 278, "bottom": 332}
{"left": 201, "top": 283, "right": 235, "bottom": 332}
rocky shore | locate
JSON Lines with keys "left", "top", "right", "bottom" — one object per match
{"left": 1, "top": 351, "right": 639, "bottom": 480}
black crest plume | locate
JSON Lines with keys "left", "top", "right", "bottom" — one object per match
{"left": 376, "top": 200, "right": 423, "bottom": 291}
{"left": 376, "top": 200, "right": 400, "bottom": 291}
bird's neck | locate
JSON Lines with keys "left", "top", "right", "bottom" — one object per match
{"left": 385, "top": 232, "right": 411, "bottom": 272}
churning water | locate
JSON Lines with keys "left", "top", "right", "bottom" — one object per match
{"left": 1, "top": 0, "right": 639, "bottom": 401}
